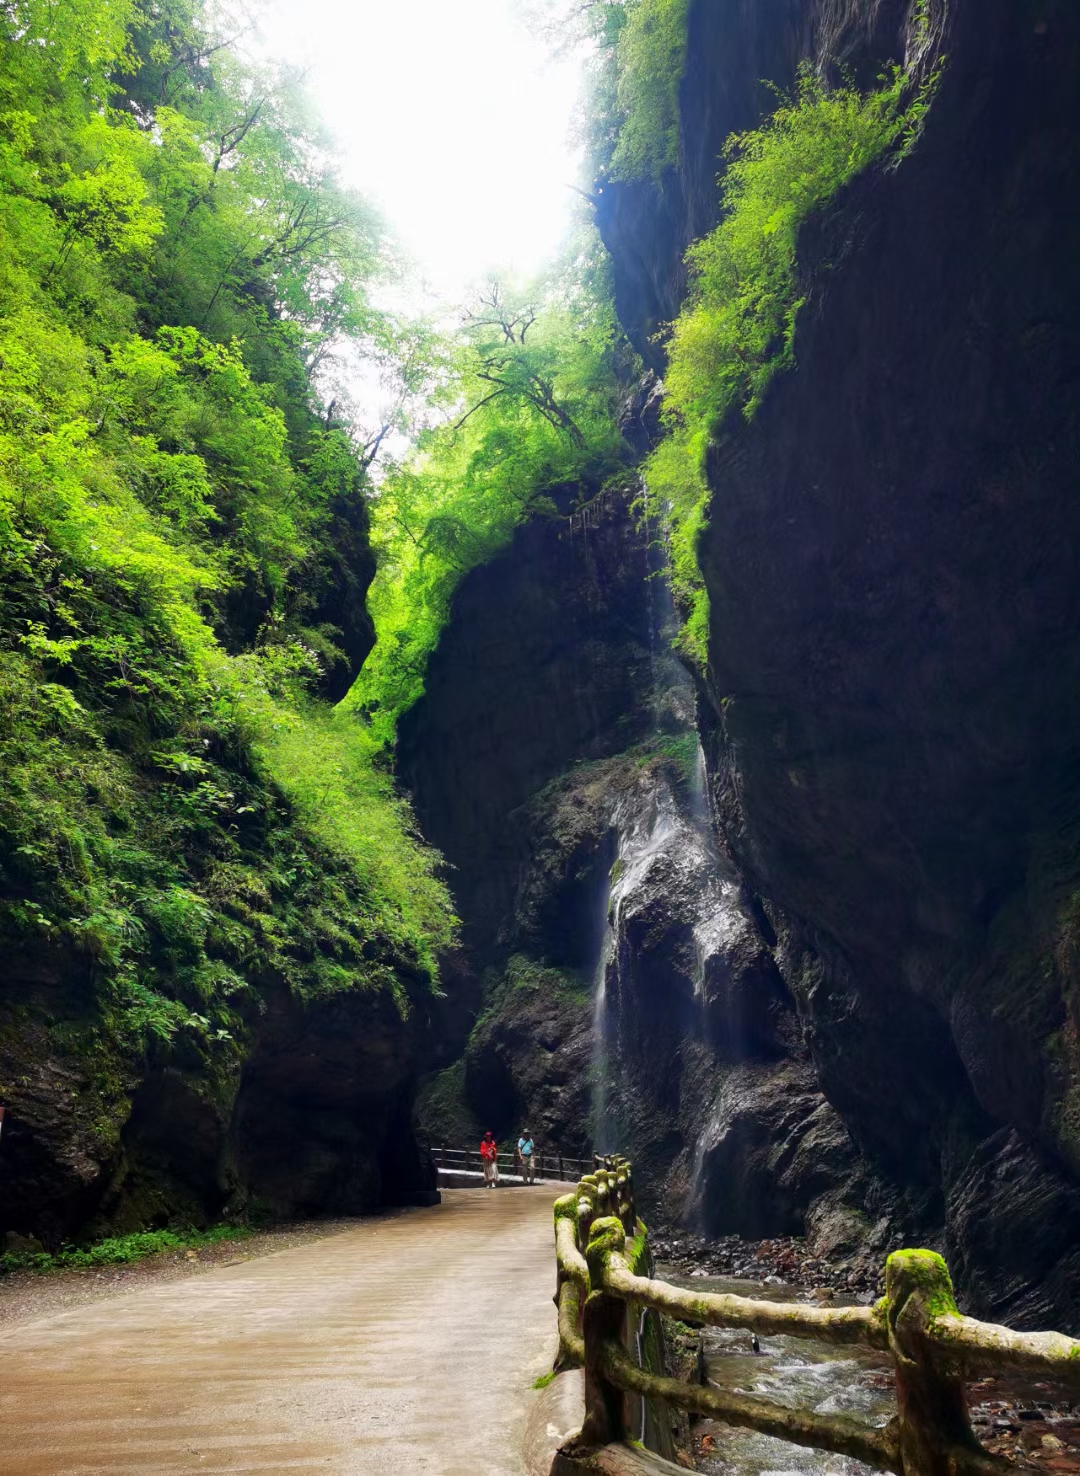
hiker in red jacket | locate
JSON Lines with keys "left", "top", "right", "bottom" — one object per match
{"left": 480, "top": 1131, "right": 499, "bottom": 1188}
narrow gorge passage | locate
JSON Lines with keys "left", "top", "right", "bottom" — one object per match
{"left": 2, "top": 0, "right": 1080, "bottom": 1470}
{"left": 0, "top": 1190, "right": 566, "bottom": 1476}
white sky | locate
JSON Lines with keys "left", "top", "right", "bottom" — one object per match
{"left": 255, "top": 0, "right": 586, "bottom": 305}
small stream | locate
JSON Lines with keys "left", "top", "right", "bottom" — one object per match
{"left": 657, "top": 1268, "right": 895, "bottom": 1476}
{"left": 655, "top": 1266, "right": 1080, "bottom": 1473}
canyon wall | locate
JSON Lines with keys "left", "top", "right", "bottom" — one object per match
{"left": 690, "top": 0, "right": 1080, "bottom": 1328}
{"left": 0, "top": 491, "right": 440, "bottom": 1248}
{"left": 405, "top": 0, "right": 1080, "bottom": 1330}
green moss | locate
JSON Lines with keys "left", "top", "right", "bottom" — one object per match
{"left": 585, "top": 1214, "right": 627, "bottom": 1282}
{"left": 413, "top": 1057, "right": 480, "bottom": 1146}
{"left": 0, "top": 1222, "right": 251, "bottom": 1275}
{"left": 554, "top": 1193, "right": 580, "bottom": 1223}
{"left": 645, "top": 62, "right": 941, "bottom": 664}
{"left": 626, "top": 1229, "right": 650, "bottom": 1276}
{"left": 886, "top": 1248, "right": 959, "bottom": 1321}
{"left": 532, "top": 1370, "right": 558, "bottom": 1390}
{"left": 468, "top": 954, "right": 592, "bottom": 1046}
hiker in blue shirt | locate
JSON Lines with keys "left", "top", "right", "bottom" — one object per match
{"left": 517, "top": 1130, "right": 535, "bottom": 1184}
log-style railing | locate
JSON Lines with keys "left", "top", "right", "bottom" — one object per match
{"left": 550, "top": 1156, "right": 1080, "bottom": 1476}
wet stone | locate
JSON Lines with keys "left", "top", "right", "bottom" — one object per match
{"left": 660, "top": 1264, "right": 1080, "bottom": 1476}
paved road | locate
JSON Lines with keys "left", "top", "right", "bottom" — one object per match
{"left": 0, "top": 1188, "right": 568, "bottom": 1476}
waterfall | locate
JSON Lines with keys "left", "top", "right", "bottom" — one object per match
{"left": 688, "top": 737, "right": 710, "bottom": 826}
{"left": 590, "top": 919, "right": 616, "bottom": 1154}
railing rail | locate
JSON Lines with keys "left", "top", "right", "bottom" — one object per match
{"left": 435, "top": 1144, "right": 592, "bottom": 1181}
{"left": 550, "top": 1155, "right": 1080, "bottom": 1476}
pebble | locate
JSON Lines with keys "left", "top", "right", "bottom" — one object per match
{"left": 649, "top": 1225, "right": 884, "bottom": 1298}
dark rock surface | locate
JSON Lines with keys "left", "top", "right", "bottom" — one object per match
{"left": 0, "top": 963, "right": 438, "bottom": 1245}
{"left": 462, "top": 965, "right": 594, "bottom": 1158}
{"left": 228, "top": 979, "right": 439, "bottom": 1218}
{"left": 0, "top": 945, "right": 135, "bottom": 1245}
{"left": 404, "top": 0, "right": 1080, "bottom": 1332}
{"left": 400, "top": 486, "right": 868, "bottom": 1237}
{"left": 305, "top": 484, "right": 378, "bottom": 702}
{"left": 596, "top": 0, "right": 922, "bottom": 366}
{"left": 676, "top": 0, "right": 1080, "bottom": 1324}
{"left": 398, "top": 487, "right": 658, "bottom": 959}
{"left": 399, "top": 487, "right": 664, "bottom": 1148}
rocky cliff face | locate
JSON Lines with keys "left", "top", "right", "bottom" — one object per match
{"left": 399, "top": 484, "right": 661, "bottom": 1151}
{"left": 1, "top": 926, "right": 438, "bottom": 1248}
{"left": 403, "top": 0, "right": 1080, "bottom": 1331}
{"left": 401, "top": 482, "right": 877, "bottom": 1254}
{"left": 0, "top": 492, "right": 435, "bottom": 1249}
{"left": 600, "top": 0, "right": 1080, "bottom": 1326}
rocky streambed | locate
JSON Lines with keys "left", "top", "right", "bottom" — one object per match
{"left": 656, "top": 1263, "right": 1080, "bottom": 1475}
{"left": 651, "top": 1229, "right": 884, "bottom": 1300}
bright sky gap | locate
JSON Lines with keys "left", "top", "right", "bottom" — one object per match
{"left": 256, "top": 0, "right": 586, "bottom": 304}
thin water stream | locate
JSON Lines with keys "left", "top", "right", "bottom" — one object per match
{"left": 657, "top": 1267, "right": 1080, "bottom": 1472}
{"left": 591, "top": 919, "right": 616, "bottom": 1153}
{"left": 657, "top": 1267, "right": 894, "bottom": 1476}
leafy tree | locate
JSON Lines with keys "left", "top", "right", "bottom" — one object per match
{"left": 0, "top": 0, "right": 456, "bottom": 1085}
{"left": 349, "top": 235, "right": 633, "bottom": 745}
{"left": 607, "top": 0, "right": 689, "bottom": 182}
{"left": 536, "top": 0, "right": 688, "bottom": 183}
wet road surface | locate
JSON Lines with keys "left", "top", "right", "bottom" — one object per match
{"left": 0, "top": 1187, "right": 566, "bottom": 1476}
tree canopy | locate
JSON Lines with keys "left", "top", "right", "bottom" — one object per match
{"left": 0, "top": 0, "right": 455, "bottom": 1075}
{"left": 349, "top": 235, "right": 633, "bottom": 745}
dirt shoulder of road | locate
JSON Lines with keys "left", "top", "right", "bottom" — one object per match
{"left": 0, "top": 1217, "right": 379, "bottom": 1330}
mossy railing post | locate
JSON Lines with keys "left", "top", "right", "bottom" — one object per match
{"left": 554, "top": 1192, "right": 588, "bottom": 1371}
{"left": 578, "top": 1175, "right": 599, "bottom": 1247}
{"left": 614, "top": 1159, "right": 635, "bottom": 1236}
{"left": 581, "top": 1216, "right": 631, "bottom": 1447}
{"left": 548, "top": 1153, "right": 1080, "bottom": 1474}
{"left": 885, "top": 1250, "right": 997, "bottom": 1476}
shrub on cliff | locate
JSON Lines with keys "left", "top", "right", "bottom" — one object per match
{"left": 648, "top": 64, "right": 938, "bottom": 662}
{"left": 608, "top": 0, "right": 689, "bottom": 182}
{"left": 350, "top": 242, "right": 633, "bottom": 745}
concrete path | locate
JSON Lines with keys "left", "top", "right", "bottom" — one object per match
{"left": 0, "top": 1187, "right": 570, "bottom": 1476}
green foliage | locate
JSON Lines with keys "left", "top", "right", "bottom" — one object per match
{"left": 646, "top": 65, "right": 936, "bottom": 662}
{"left": 259, "top": 703, "right": 457, "bottom": 989}
{"left": 0, "top": 0, "right": 456, "bottom": 1075}
{"left": 350, "top": 238, "right": 633, "bottom": 744}
{"left": 608, "top": 0, "right": 689, "bottom": 182}
{"left": 562, "top": 0, "right": 687, "bottom": 184}
{"left": 0, "top": 1222, "right": 251, "bottom": 1274}
{"left": 502, "top": 953, "right": 591, "bottom": 1006}
{"left": 413, "top": 1056, "right": 481, "bottom": 1147}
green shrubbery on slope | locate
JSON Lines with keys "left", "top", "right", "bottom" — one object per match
{"left": 0, "top": 0, "right": 455, "bottom": 1085}
{"left": 645, "top": 66, "right": 937, "bottom": 662}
